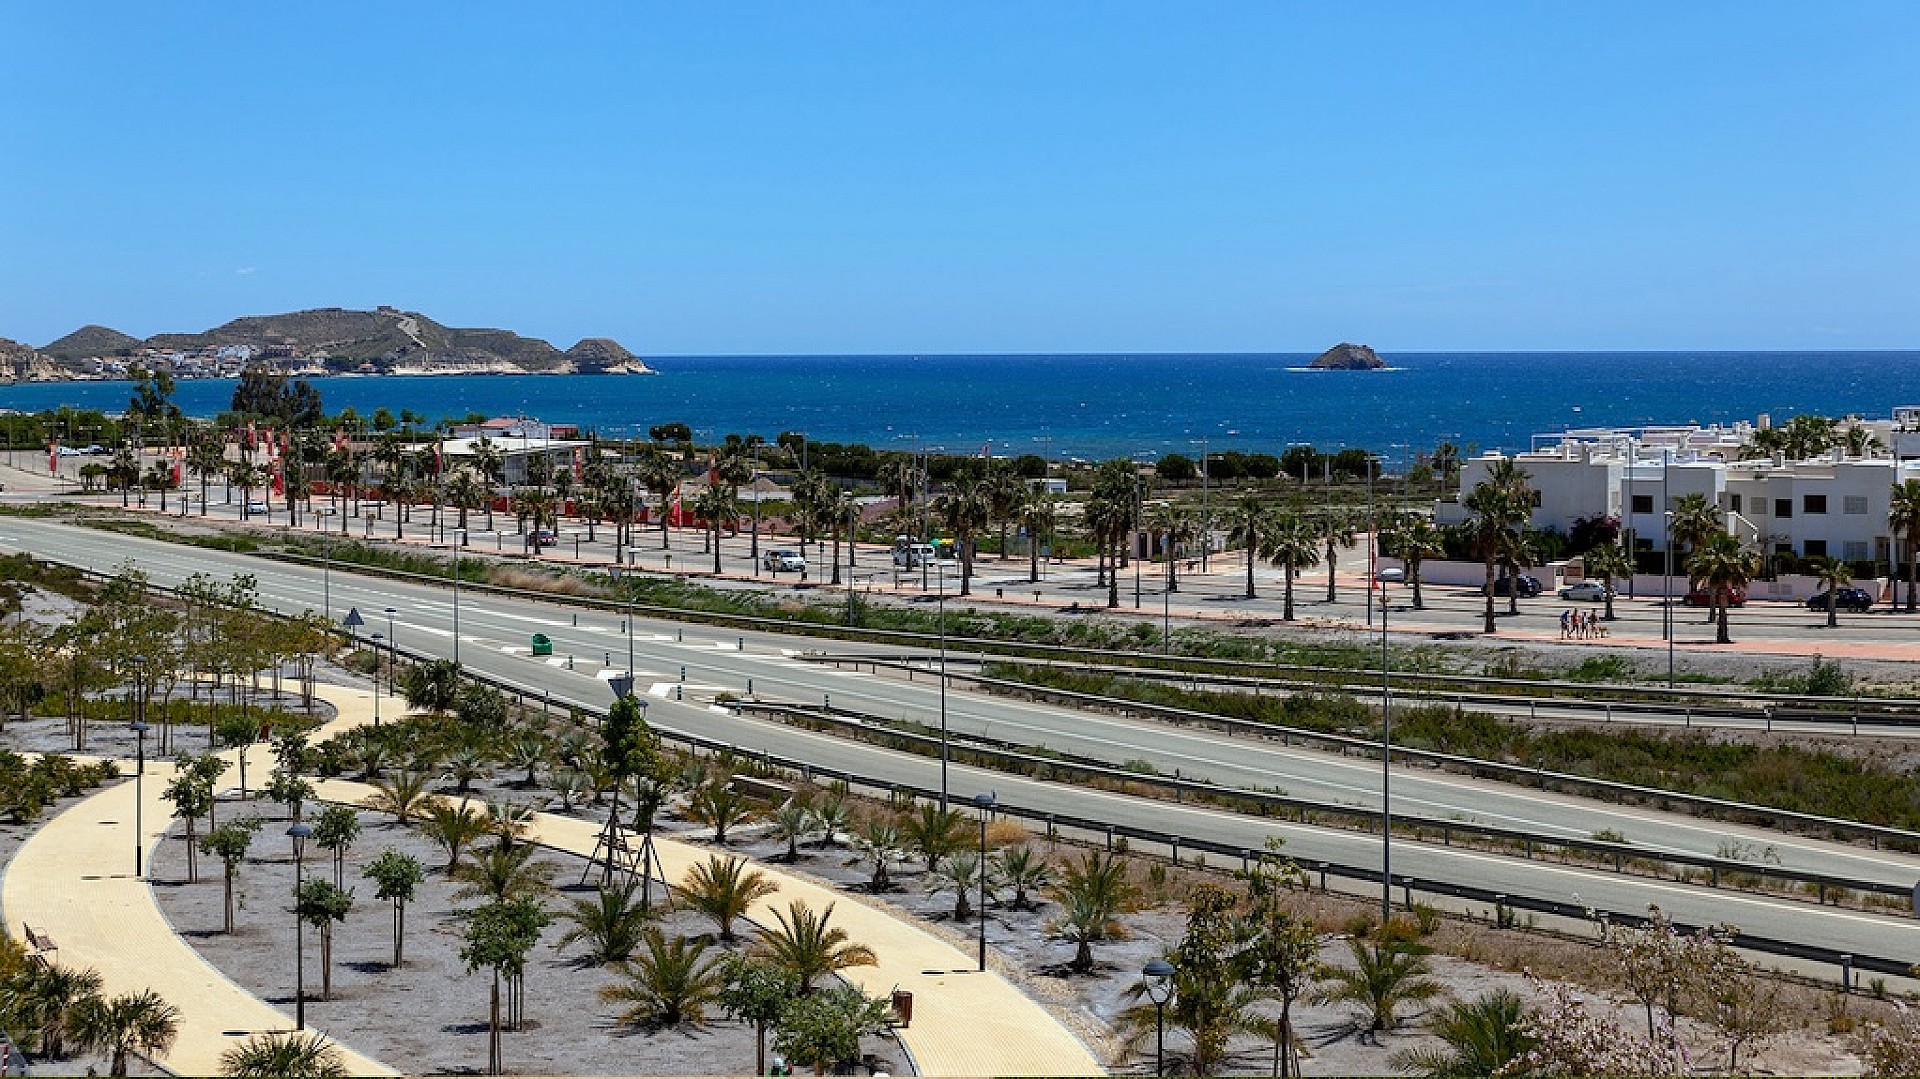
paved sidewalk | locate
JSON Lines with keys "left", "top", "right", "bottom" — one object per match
{"left": 0, "top": 687, "right": 394, "bottom": 1076}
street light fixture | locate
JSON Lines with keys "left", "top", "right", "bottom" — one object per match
{"left": 383, "top": 606, "right": 397, "bottom": 674}
{"left": 288, "top": 821, "right": 314, "bottom": 1030}
{"left": 131, "top": 717, "right": 150, "bottom": 879}
{"left": 1143, "top": 958, "right": 1175, "bottom": 1076}
{"left": 370, "top": 634, "right": 385, "bottom": 725}
{"left": 973, "top": 792, "right": 995, "bottom": 971}
{"left": 937, "top": 562, "right": 949, "bottom": 810}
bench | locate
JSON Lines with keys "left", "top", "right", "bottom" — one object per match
{"left": 22, "top": 923, "right": 55, "bottom": 966}
{"left": 727, "top": 774, "right": 796, "bottom": 804}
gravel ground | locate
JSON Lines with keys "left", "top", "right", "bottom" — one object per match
{"left": 145, "top": 784, "right": 915, "bottom": 1078}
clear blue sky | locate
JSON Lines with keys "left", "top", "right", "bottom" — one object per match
{"left": 3, "top": 2, "right": 1915, "bottom": 353}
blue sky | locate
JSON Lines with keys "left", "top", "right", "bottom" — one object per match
{"left": 3, "top": 3, "right": 1915, "bottom": 353}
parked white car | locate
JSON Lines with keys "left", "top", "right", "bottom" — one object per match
{"left": 1558, "top": 580, "right": 1614, "bottom": 601}
{"left": 763, "top": 549, "right": 806, "bottom": 573}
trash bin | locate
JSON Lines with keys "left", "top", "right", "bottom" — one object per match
{"left": 889, "top": 989, "right": 912, "bottom": 1028}
{"left": 531, "top": 633, "right": 553, "bottom": 657}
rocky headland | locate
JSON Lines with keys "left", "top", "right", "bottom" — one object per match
{"left": 8, "top": 306, "right": 653, "bottom": 381}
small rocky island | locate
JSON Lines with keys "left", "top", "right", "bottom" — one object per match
{"left": 1308, "top": 342, "right": 1388, "bottom": 370}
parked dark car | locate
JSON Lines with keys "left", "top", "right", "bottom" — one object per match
{"left": 1807, "top": 587, "right": 1874, "bottom": 613}
{"left": 1683, "top": 586, "right": 1747, "bottom": 607}
{"left": 1490, "top": 574, "right": 1544, "bottom": 598}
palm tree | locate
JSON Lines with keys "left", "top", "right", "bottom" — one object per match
{"left": 1810, "top": 555, "right": 1853, "bottom": 628}
{"left": 928, "top": 850, "right": 983, "bottom": 922}
{"left": 75, "top": 988, "right": 180, "bottom": 1076}
{"left": 1317, "top": 934, "right": 1447, "bottom": 1038}
{"left": 989, "top": 845, "right": 1052, "bottom": 911}
{"left": 453, "top": 842, "right": 554, "bottom": 904}
{"left": 10, "top": 961, "right": 103, "bottom": 1057}
{"left": 1378, "top": 512, "right": 1446, "bottom": 610}
{"left": 556, "top": 880, "right": 654, "bottom": 964}
{"left": 1460, "top": 481, "right": 1528, "bottom": 633}
{"left": 901, "top": 802, "right": 965, "bottom": 873}
{"left": 635, "top": 445, "right": 682, "bottom": 549}
{"left": 1261, "top": 512, "right": 1321, "bottom": 622}
{"left": 422, "top": 798, "right": 490, "bottom": 871}
{"left": 1227, "top": 492, "right": 1272, "bottom": 599}
{"left": 752, "top": 900, "right": 878, "bottom": 991}
{"left": 601, "top": 926, "right": 726, "bottom": 1027}
{"left": 1047, "top": 850, "right": 1138, "bottom": 974}
{"left": 679, "top": 854, "right": 779, "bottom": 941}
{"left": 1149, "top": 503, "right": 1197, "bottom": 593}
{"left": 984, "top": 461, "right": 1027, "bottom": 560}
{"left": 687, "top": 780, "right": 756, "bottom": 844}
{"left": 850, "top": 815, "right": 904, "bottom": 892}
{"left": 1667, "top": 492, "right": 1724, "bottom": 599}
{"left": 444, "top": 468, "right": 486, "bottom": 535}
{"left": 1390, "top": 989, "right": 1537, "bottom": 1078}
{"left": 470, "top": 437, "right": 505, "bottom": 530}
{"left": 693, "top": 483, "right": 738, "bottom": 574}
{"left": 363, "top": 768, "right": 434, "bottom": 821}
{"left": 1083, "top": 495, "right": 1129, "bottom": 609}
{"left": 825, "top": 486, "right": 856, "bottom": 586}
{"left": 1687, "top": 532, "right": 1761, "bottom": 644}
{"left": 767, "top": 797, "right": 813, "bottom": 862}
{"left": 1318, "top": 512, "right": 1359, "bottom": 604}
{"left": 935, "top": 472, "right": 992, "bottom": 596}
{"left": 1582, "top": 541, "right": 1635, "bottom": 621}
{"left": 1020, "top": 488, "right": 1057, "bottom": 584}
{"left": 1890, "top": 478, "right": 1920, "bottom": 611}
{"left": 219, "top": 1031, "right": 349, "bottom": 1078}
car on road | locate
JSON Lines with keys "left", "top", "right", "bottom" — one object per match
{"left": 1558, "top": 580, "right": 1615, "bottom": 602}
{"left": 243, "top": 500, "right": 269, "bottom": 515}
{"left": 763, "top": 549, "right": 806, "bottom": 573}
{"left": 1490, "top": 574, "right": 1544, "bottom": 598}
{"left": 1374, "top": 567, "right": 1405, "bottom": 582}
{"left": 1807, "top": 587, "right": 1874, "bottom": 613}
{"left": 530, "top": 529, "right": 558, "bottom": 545}
{"left": 1683, "top": 586, "right": 1747, "bottom": 607}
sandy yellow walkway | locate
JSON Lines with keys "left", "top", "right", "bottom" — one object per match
{"left": 0, "top": 686, "right": 395, "bottom": 1076}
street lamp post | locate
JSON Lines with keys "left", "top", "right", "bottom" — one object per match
{"left": 370, "top": 634, "right": 385, "bottom": 725}
{"left": 288, "top": 821, "right": 313, "bottom": 1029}
{"left": 383, "top": 606, "right": 397, "bottom": 675}
{"left": 131, "top": 717, "right": 150, "bottom": 878}
{"left": 973, "top": 792, "right": 995, "bottom": 971}
{"left": 937, "top": 562, "right": 950, "bottom": 811}
{"left": 1143, "top": 958, "right": 1175, "bottom": 1077}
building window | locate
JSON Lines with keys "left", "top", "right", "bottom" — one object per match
{"left": 1845, "top": 495, "right": 1869, "bottom": 515}
{"left": 1631, "top": 494, "right": 1653, "bottom": 514}
{"left": 1845, "top": 541, "right": 1870, "bottom": 561}
{"left": 1751, "top": 498, "right": 1766, "bottom": 516}
{"left": 1804, "top": 539, "right": 1828, "bottom": 558}
{"left": 1729, "top": 494, "right": 1742, "bottom": 512}
{"left": 1774, "top": 498, "right": 1793, "bottom": 519}
{"left": 1804, "top": 494, "right": 1828, "bottom": 514}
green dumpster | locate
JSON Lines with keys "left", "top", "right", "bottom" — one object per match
{"left": 531, "top": 633, "right": 553, "bottom": 657}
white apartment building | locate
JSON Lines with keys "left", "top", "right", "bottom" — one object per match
{"left": 1439, "top": 429, "right": 1920, "bottom": 572}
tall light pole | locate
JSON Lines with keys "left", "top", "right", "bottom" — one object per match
{"left": 1194, "top": 436, "right": 1210, "bottom": 573}
{"left": 131, "top": 715, "right": 149, "bottom": 879}
{"left": 288, "top": 821, "right": 313, "bottom": 1030}
{"left": 450, "top": 558, "right": 460, "bottom": 667}
{"left": 937, "top": 562, "right": 950, "bottom": 811}
{"left": 383, "top": 606, "right": 397, "bottom": 690}
{"left": 1143, "top": 958, "right": 1174, "bottom": 1077}
{"left": 370, "top": 634, "right": 384, "bottom": 725}
{"left": 1379, "top": 480, "right": 1393, "bottom": 924}
{"left": 1662, "top": 449, "right": 1675, "bottom": 689}
{"left": 973, "top": 791, "right": 995, "bottom": 970}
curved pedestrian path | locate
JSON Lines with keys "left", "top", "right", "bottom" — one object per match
{"left": 4, "top": 681, "right": 1106, "bottom": 1077}
{"left": 0, "top": 688, "right": 395, "bottom": 1077}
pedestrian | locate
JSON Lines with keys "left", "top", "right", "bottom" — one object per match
{"left": 1560, "top": 609, "right": 1572, "bottom": 639}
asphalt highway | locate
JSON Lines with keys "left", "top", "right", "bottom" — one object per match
{"left": 7, "top": 514, "right": 1920, "bottom": 976}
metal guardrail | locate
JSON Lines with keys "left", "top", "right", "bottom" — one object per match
{"left": 829, "top": 655, "right": 1920, "bottom": 852}
{"left": 729, "top": 698, "right": 1913, "bottom": 907}
{"left": 435, "top": 660, "right": 1918, "bottom": 986}
{"left": 259, "top": 546, "right": 1920, "bottom": 715}
{"left": 78, "top": 556, "right": 1915, "bottom": 985}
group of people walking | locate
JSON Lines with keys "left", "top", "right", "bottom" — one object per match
{"left": 1560, "top": 607, "right": 1609, "bottom": 639}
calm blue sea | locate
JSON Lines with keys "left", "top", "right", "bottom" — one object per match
{"left": 4, "top": 352, "right": 1917, "bottom": 461}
